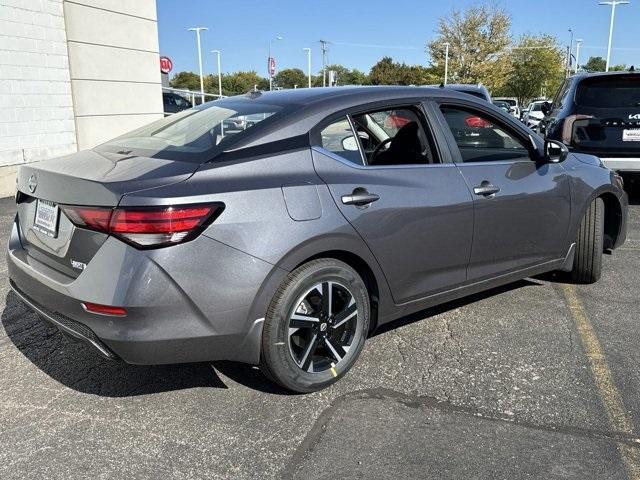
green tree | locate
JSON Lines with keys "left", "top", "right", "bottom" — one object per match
{"left": 499, "top": 34, "right": 565, "bottom": 105}
{"left": 324, "top": 64, "right": 369, "bottom": 85}
{"left": 274, "top": 68, "right": 307, "bottom": 89}
{"left": 169, "top": 71, "right": 202, "bottom": 90}
{"left": 368, "top": 57, "right": 437, "bottom": 85}
{"left": 610, "top": 64, "right": 628, "bottom": 71}
{"left": 583, "top": 56, "right": 606, "bottom": 72}
{"left": 221, "top": 71, "right": 267, "bottom": 96}
{"left": 427, "top": 4, "right": 512, "bottom": 91}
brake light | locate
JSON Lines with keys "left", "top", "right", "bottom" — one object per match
{"left": 62, "top": 204, "right": 222, "bottom": 248}
{"left": 561, "top": 115, "right": 594, "bottom": 145}
{"left": 465, "top": 116, "right": 493, "bottom": 128}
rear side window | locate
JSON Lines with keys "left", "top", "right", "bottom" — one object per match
{"left": 552, "top": 80, "right": 571, "bottom": 109}
{"left": 440, "top": 106, "right": 530, "bottom": 163}
{"left": 320, "top": 117, "right": 364, "bottom": 166}
{"left": 318, "top": 106, "right": 438, "bottom": 167}
{"left": 576, "top": 75, "right": 640, "bottom": 108}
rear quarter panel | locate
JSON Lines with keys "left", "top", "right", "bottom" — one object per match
{"left": 120, "top": 148, "right": 397, "bottom": 326}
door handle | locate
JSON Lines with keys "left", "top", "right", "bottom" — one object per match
{"left": 341, "top": 189, "right": 380, "bottom": 207}
{"left": 473, "top": 182, "right": 500, "bottom": 197}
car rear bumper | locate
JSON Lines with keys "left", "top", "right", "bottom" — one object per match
{"left": 601, "top": 157, "right": 640, "bottom": 172}
{"left": 7, "top": 217, "right": 282, "bottom": 365}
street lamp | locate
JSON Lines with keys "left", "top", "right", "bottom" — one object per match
{"left": 575, "top": 39, "right": 584, "bottom": 73}
{"left": 599, "top": 1, "right": 630, "bottom": 71}
{"left": 188, "top": 27, "right": 208, "bottom": 102}
{"left": 268, "top": 35, "right": 283, "bottom": 91}
{"left": 303, "top": 47, "right": 312, "bottom": 88}
{"left": 211, "top": 50, "right": 222, "bottom": 98}
{"left": 443, "top": 42, "right": 450, "bottom": 85}
{"left": 566, "top": 28, "right": 574, "bottom": 77}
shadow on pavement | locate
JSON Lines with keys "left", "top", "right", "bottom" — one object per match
{"left": 1, "top": 290, "right": 230, "bottom": 397}
{"left": 373, "top": 278, "right": 541, "bottom": 337}
{"left": 1, "top": 278, "right": 541, "bottom": 397}
{"left": 622, "top": 173, "right": 640, "bottom": 205}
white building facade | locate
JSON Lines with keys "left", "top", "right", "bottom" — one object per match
{"left": 0, "top": 0, "right": 163, "bottom": 197}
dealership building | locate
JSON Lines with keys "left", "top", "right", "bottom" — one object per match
{"left": 0, "top": 0, "right": 164, "bottom": 197}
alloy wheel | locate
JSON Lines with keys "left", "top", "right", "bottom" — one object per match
{"left": 287, "top": 281, "right": 358, "bottom": 373}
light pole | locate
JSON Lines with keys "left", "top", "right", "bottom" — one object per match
{"left": 566, "top": 28, "right": 574, "bottom": 77}
{"left": 268, "top": 35, "right": 283, "bottom": 91}
{"left": 303, "top": 47, "right": 312, "bottom": 88}
{"left": 575, "top": 39, "right": 583, "bottom": 72}
{"left": 211, "top": 50, "right": 222, "bottom": 98}
{"left": 599, "top": 1, "right": 630, "bottom": 71}
{"left": 188, "top": 27, "right": 208, "bottom": 102}
{"left": 443, "top": 42, "right": 450, "bottom": 85}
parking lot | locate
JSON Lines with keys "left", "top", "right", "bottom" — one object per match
{"left": 0, "top": 186, "right": 638, "bottom": 479}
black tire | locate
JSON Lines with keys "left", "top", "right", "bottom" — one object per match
{"left": 571, "top": 197, "right": 604, "bottom": 284}
{"left": 260, "top": 259, "right": 370, "bottom": 393}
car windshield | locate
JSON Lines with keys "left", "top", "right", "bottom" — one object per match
{"left": 576, "top": 75, "right": 640, "bottom": 108}
{"left": 531, "top": 103, "right": 543, "bottom": 111}
{"left": 95, "top": 100, "right": 283, "bottom": 162}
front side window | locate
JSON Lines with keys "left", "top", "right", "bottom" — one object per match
{"left": 440, "top": 106, "right": 530, "bottom": 163}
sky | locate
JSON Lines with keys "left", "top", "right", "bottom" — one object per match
{"left": 156, "top": 0, "right": 640, "bottom": 78}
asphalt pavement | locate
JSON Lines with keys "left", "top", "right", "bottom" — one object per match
{"left": 0, "top": 185, "right": 639, "bottom": 480}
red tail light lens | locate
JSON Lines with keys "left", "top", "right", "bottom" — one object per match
{"left": 62, "top": 204, "right": 222, "bottom": 248}
{"left": 561, "top": 114, "right": 594, "bottom": 145}
{"left": 62, "top": 207, "right": 112, "bottom": 231}
{"left": 465, "top": 116, "right": 493, "bottom": 128}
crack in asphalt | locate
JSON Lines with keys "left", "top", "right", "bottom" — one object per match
{"left": 280, "top": 388, "right": 640, "bottom": 480}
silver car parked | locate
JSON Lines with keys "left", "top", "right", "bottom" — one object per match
{"left": 8, "top": 87, "right": 628, "bottom": 392}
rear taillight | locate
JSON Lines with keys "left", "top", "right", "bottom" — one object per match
{"left": 465, "top": 116, "right": 493, "bottom": 128}
{"left": 561, "top": 115, "right": 594, "bottom": 145}
{"left": 61, "top": 204, "right": 222, "bottom": 248}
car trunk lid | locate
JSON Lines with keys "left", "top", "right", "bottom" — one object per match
{"left": 15, "top": 149, "right": 199, "bottom": 278}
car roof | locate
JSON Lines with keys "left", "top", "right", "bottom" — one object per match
{"left": 216, "top": 85, "right": 468, "bottom": 108}
{"left": 210, "top": 86, "right": 488, "bottom": 151}
{"left": 571, "top": 70, "right": 640, "bottom": 82}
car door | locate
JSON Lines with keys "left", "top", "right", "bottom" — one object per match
{"left": 311, "top": 103, "right": 474, "bottom": 305}
{"left": 435, "top": 102, "right": 572, "bottom": 282}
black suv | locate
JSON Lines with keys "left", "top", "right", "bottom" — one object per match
{"left": 540, "top": 71, "right": 640, "bottom": 173}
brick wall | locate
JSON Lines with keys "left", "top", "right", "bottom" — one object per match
{"left": 0, "top": 0, "right": 77, "bottom": 172}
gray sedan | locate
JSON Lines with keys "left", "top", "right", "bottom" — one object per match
{"left": 8, "top": 86, "right": 628, "bottom": 392}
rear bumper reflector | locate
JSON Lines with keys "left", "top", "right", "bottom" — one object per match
{"left": 82, "top": 302, "right": 127, "bottom": 317}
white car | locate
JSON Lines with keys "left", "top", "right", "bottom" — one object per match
{"left": 523, "top": 101, "right": 546, "bottom": 129}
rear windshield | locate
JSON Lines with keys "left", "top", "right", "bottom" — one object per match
{"left": 95, "top": 100, "right": 283, "bottom": 162}
{"left": 459, "top": 89, "right": 487, "bottom": 100}
{"left": 576, "top": 75, "right": 640, "bottom": 108}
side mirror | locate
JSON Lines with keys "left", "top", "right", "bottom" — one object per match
{"left": 541, "top": 101, "right": 552, "bottom": 116}
{"left": 544, "top": 139, "right": 568, "bottom": 163}
{"left": 341, "top": 135, "right": 359, "bottom": 151}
